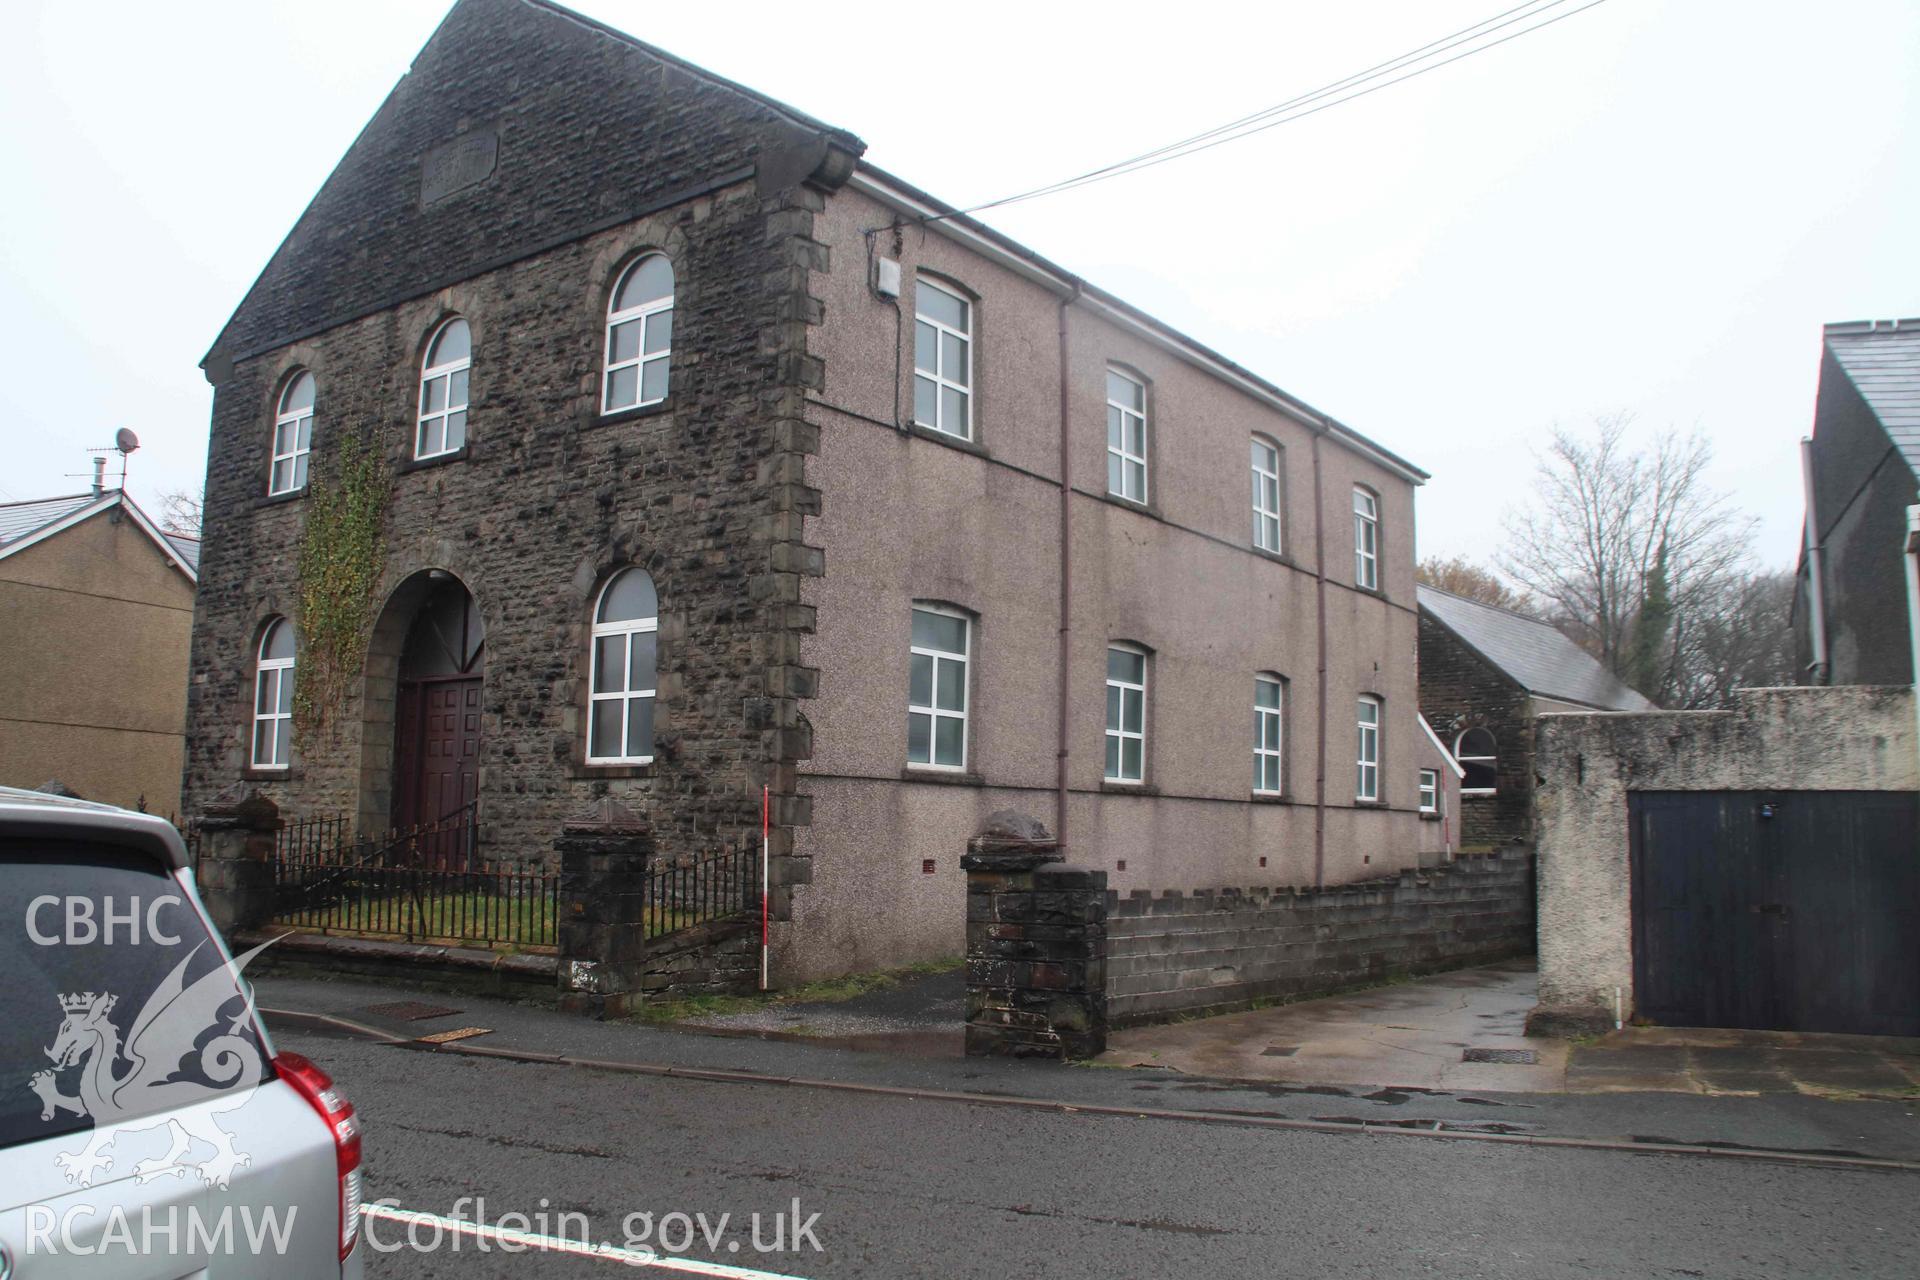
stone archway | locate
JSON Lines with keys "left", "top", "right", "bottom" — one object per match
{"left": 358, "top": 569, "right": 485, "bottom": 844}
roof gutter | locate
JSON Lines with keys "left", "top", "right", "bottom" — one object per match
{"left": 846, "top": 167, "right": 1428, "bottom": 487}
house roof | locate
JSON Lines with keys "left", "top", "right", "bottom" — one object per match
{"left": 1418, "top": 585, "right": 1654, "bottom": 712}
{"left": 1824, "top": 320, "right": 1920, "bottom": 481}
{"left": 0, "top": 493, "right": 94, "bottom": 546}
{"left": 0, "top": 490, "right": 199, "bottom": 583}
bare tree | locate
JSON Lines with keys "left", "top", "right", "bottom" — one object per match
{"left": 159, "top": 488, "right": 203, "bottom": 537}
{"left": 1417, "top": 554, "right": 1535, "bottom": 614}
{"left": 1499, "top": 415, "right": 1756, "bottom": 702}
{"left": 1664, "top": 570, "right": 1797, "bottom": 709}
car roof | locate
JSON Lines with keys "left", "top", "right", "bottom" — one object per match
{"left": 0, "top": 786, "right": 190, "bottom": 872}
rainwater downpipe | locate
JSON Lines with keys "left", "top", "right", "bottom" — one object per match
{"left": 1311, "top": 429, "right": 1330, "bottom": 889}
{"left": 1903, "top": 506, "right": 1920, "bottom": 781}
{"left": 1055, "top": 283, "right": 1081, "bottom": 849}
{"left": 1800, "top": 437, "right": 1831, "bottom": 685}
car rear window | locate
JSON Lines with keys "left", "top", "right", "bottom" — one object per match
{"left": 0, "top": 837, "right": 269, "bottom": 1149}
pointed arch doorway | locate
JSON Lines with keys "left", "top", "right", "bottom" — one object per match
{"left": 392, "top": 574, "right": 485, "bottom": 837}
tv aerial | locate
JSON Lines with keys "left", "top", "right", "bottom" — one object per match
{"left": 79, "top": 428, "right": 141, "bottom": 493}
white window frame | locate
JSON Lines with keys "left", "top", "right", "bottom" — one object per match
{"left": 587, "top": 573, "right": 658, "bottom": 766}
{"left": 1356, "top": 695, "right": 1382, "bottom": 802}
{"left": 1353, "top": 487, "right": 1379, "bottom": 590}
{"left": 907, "top": 605, "right": 970, "bottom": 772}
{"left": 913, "top": 278, "right": 973, "bottom": 440}
{"left": 269, "top": 372, "right": 313, "bottom": 496}
{"left": 416, "top": 318, "right": 471, "bottom": 461}
{"left": 1106, "top": 368, "right": 1148, "bottom": 504}
{"left": 602, "top": 255, "right": 674, "bottom": 413}
{"left": 1105, "top": 645, "right": 1148, "bottom": 784}
{"left": 1456, "top": 728, "right": 1498, "bottom": 797}
{"left": 1254, "top": 675, "right": 1285, "bottom": 796}
{"left": 252, "top": 621, "right": 294, "bottom": 771}
{"left": 1418, "top": 768, "right": 1440, "bottom": 814}
{"left": 1252, "top": 437, "right": 1283, "bottom": 553}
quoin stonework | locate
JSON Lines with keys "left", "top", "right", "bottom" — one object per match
{"left": 184, "top": 0, "right": 1433, "bottom": 983}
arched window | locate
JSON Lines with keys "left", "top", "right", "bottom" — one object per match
{"left": 1457, "top": 727, "right": 1497, "bottom": 794}
{"left": 604, "top": 255, "right": 674, "bottom": 412}
{"left": 253, "top": 618, "right": 295, "bottom": 770}
{"left": 270, "top": 371, "right": 314, "bottom": 495}
{"left": 417, "top": 318, "right": 471, "bottom": 459}
{"left": 907, "top": 603, "right": 970, "bottom": 770}
{"left": 588, "top": 569, "right": 658, "bottom": 764}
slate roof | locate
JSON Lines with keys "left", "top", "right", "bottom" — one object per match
{"left": 162, "top": 532, "right": 201, "bottom": 572}
{"left": 1418, "top": 585, "right": 1655, "bottom": 712}
{"left": 1824, "top": 320, "right": 1920, "bottom": 481}
{"left": 0, "top": 493, "right": 94, "bottom": 547}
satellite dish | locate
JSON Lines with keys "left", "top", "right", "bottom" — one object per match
{"left": 115, "top": 428, "right": 140, "bottom": 454}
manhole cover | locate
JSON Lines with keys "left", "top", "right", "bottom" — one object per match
{"left": 1462, "top": 1048, "right": 1538, "bottom": 1064}
{"left": 363, "top": 1001, "right": 461, "bottom": 1022}
{"left": 418, "top": 1026, "right": 492, "bottom": 1044}
{"left": 1261, "top": 1045, "right": 1299, "bottom": 1057}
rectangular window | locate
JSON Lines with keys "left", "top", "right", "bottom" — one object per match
{"left": 1353, "top": 487, "right": 1379, "bottom": 590}
{"left": 1254, "top": 676, "right": 1284, "bottom": 795}
{"left": 1252, "top": 439, "right": 1282, "bottom": 552}
{"left": 1105, "top": 646, "right": 1147, "bottom": 783}
{"left": 1419, "top": 769, "right": 1439, "bottom": 814}
{"left": 1106, "top": 369, "right": 1147, "bottom": 503}
{"left": 908, "top": 606, "right": 969, "bottom": 770}
{"left": 914, "top": 280, "right": 972, "bottom": 440}
{"left": 1356, "top": 695, "right": 1381, "bottom": 802}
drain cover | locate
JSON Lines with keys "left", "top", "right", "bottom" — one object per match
{"left": 363, "top": 1001, "right": 461, "bottom": 1022}
{"left": 1462, "top": 1047, "right": 1537, "bottom": 1064}
{"left": 1261, "top": 1045, "right": 1300, "bottom": 1057}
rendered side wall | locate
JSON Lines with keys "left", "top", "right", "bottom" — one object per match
{"left": 786, "top": 183, "right": 1424, "bottom": 980}
{"left": 0, "top": 513, "right": 195, "bottom": 813}
{"left": 1531, "top": 685, "right": 1918, "bottom": 1030}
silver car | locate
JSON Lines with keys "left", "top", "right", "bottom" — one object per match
{"left": 0, "top": 786, "right": 365, "bottom": 1277}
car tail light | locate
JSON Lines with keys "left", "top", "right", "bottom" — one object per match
{"left": 275, "top": 1051, "right": 363, "bottom": 1263}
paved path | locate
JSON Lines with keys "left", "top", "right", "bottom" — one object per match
{"left": 1102, "top": 958, "right": 1570, "bottom": 1090}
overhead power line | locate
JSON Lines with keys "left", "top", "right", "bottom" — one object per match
{"left": 921, "top": 0, "right": 1614, "bottom": 226}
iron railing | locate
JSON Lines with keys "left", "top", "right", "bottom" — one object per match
{"left": 270, "top": 853, "right": 560, "bottom": 950}
{"left": 641, "top": 838, "right": 760, "bottom": 940}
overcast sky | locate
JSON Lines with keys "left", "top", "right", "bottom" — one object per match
{"left": 3, "top": 0, "right": 1915, "bottom": 571}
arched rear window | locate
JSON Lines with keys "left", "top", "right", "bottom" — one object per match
{"left": 1457, "top": 727, "right": 1497, "bottom": 793}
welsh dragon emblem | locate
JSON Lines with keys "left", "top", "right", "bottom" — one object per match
{"left": 29, "top": 939, "right": 276, "bottom": 1190}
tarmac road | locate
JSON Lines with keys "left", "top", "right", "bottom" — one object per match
{"left": 274, "top": 1027, "right": 1920, "bottom": 1280}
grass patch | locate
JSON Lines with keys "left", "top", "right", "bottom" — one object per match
{"left": 632, "top": 955, "right": 963, "bottom": 1025}
{"left": 275, "top": 889, "right": 559, "bottom": 949}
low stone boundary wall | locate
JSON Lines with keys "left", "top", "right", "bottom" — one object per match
{"left": 1106, "top": 849, "right": 1534, "bottom": 1026}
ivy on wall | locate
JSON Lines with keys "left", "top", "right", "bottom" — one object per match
{"left": 294, "top": 430, "right": 390, "bottom": 744}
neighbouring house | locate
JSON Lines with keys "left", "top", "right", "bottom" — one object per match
{"left": 1417, "top": 585, "right": 1653, "bottom": 848}
{"left": 0, "top": 485, "right": 199, "bottom": 814}
{"left": 1796, "top": 318, "right": 1920, "bottom": 684}
{"left": 183, "top": 0, "right": 1432, "bottom": 983}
